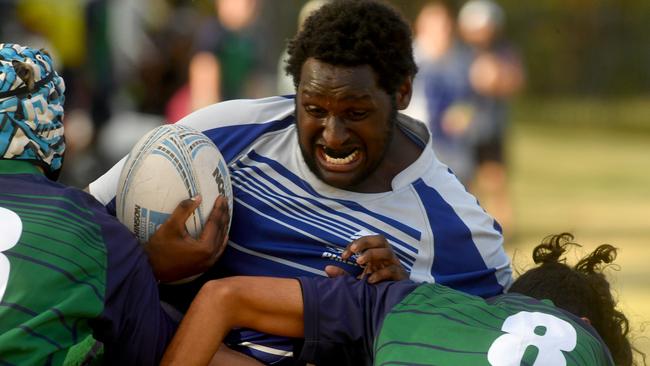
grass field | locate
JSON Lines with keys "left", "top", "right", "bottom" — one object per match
{"left": 502, "top": 97, "right": 650, "bottom": 362}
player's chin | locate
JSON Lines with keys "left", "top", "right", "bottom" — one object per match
{"left": 317, "top": 169, "right": 364, "bottom": 190}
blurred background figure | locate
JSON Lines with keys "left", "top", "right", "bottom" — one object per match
{"left": 276, "top": 0, "right": 330, "bottom": 96}
{"left": 458, "top": 0, "right": 525, "bottom": 236}
{"left": 406, "top": 0, "right": 524, "bottom": 237}
{"left": 405, "top": 0, "right": 477, "bottom": 185}
{"left": 166, "top": 0, "right": 262, "bottom": 123}
{"left": 2, "top": 0, "right": 115, "bottom": 188}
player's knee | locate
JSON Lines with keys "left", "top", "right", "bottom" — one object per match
{"left": 202, "top": 277, "right": 247, "bottom": 307}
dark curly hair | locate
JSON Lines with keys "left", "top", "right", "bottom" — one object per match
{"left": 285, "top": 0, "right": 417, "bottom": 96}
{"left": 509, "top": 233, "right": 645, "bottom": 366}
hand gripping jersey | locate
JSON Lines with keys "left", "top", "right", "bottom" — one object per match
{"left": 298, "top": 276, "right": 614, "bottom": 366}
{"left": 0, "top": 161, "right": 175, "bottom": 365}
{"left": 89, "top": 96, "right": 512, "bottom": 364}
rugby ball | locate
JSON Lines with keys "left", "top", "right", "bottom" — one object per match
{"left": 116, "top": 124, "right": 233, "bottom": 246}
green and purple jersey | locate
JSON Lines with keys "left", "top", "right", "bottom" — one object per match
{"left": 0, "top": 161, "right": 175, "bottom": 365}
{"left": 298, "top": 275, "right": 614, "bottom": 366}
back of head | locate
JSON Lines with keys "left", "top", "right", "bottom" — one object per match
{"left": 285, "top": 0, "right": 417, "bottom": 95}
{"left": 509, "top": 233, "right": 640, "bottom": 366}
{"left": 0, "top": 43, "right": 66, "bottom": 180}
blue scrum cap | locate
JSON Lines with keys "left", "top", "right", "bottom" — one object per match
{"left": 0, "top": 43, "right": 66, "bottom": 179}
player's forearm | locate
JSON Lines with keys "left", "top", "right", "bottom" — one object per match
{"left": 161, "top": 277, "right": 305, "bottom": 366}
{"left": 219, "top": 277, "right": 305, "bottom": 338}
{"left": 161, "top": 280, "right": 232, "bottom": 366}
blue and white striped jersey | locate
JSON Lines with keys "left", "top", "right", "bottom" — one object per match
{"left": 90, "top": 95, "right": 512, "bottom": 363}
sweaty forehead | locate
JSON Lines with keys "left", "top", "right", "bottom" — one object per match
{"left": 299, "top": 58, "right": 381, "bottom": 100}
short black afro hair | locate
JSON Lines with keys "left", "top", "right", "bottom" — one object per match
{"left": 285, "top": 0, "right": 417, "bottom": 96}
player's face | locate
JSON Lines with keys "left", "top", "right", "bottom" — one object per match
{"left": 296, "top": 58, "right": 401, "bottom": 192}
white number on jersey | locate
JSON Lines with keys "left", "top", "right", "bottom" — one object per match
{"left": 488, "top": 311, "right": 577, "bottom": 366}
{"left": 0, "top": 207, "right": 22, "bottom": 301}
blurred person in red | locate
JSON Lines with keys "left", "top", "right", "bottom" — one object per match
{"left": 458, "top": 0, "right": 525, "bottom": 236}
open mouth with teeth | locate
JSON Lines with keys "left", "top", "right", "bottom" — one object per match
{"left": 316, "top": 145, "right": 363, "bottom": 172}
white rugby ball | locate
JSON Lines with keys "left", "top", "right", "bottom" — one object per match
{"left": 116, "top": 124, "right": 233, "bottom": 246}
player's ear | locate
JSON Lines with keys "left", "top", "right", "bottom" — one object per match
{"left": 580, "top": 317, "right": 591, "bottom": 325}
{"left": 395, "top": 77, "right": 413, "bottom": 110}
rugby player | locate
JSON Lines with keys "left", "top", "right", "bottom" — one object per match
{"left": 162, "top": 233, "right": 638, "bottom": 366}
{"left": 89, "top": 0, "right": 511, "bottom": 362}
{"left": 0, "top": 43, "right": 229, "bottom": 365}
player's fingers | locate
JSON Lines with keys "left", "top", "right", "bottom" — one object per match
{"left": 350, "top": 235, "right": 389, "bottom": 253}
{"left": 342, "top": 235, "right": 387, "bottom": 259}
{"left": 198, "top": 196, "right": 229, "bottom": 242}
{"left": 356, "top": 247, "right": 399, "bottom": 267}
{"left": 325, "top": 265, "right": 349, "bottom": 278}
{"left": 167, "top": 195, "right": 202, "bottom": 234}
{"left": 366, "top": 265, "right": 408, "bottom": 284}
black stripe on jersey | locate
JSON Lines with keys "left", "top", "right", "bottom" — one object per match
{"left": 1, "top": 196, "right": 104, "bottom": 248}
{"left": 19, "top": 242, "right": 104, "bottom": 284}
{"left": 23, "top": 230, "right": 105, "bottom": 270}
{"left": 0, "top": 301, "right": 38, "bottom": 316}
{"left": 17, "top": 211, "right": 104, "bottom": 252}
{"left": 376, "top": 340, "right": 486, "bottom": 356}
{"left": 5, "top": 252, "right": 104, "bottom": 301}
{"left": 396, "top": 291, "right": 502, "bottom": 329}
{"left": 19, "top": 325, "right": 63, "bottom": 349}
{"left": 50, "top": 308, "right": 76, "bottom": 341}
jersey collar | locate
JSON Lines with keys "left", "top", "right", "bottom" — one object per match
{"left": 0, "top": 160, "right": 44, "bottom": 175}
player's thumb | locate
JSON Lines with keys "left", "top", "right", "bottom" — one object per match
{"left": 325, "top": 265, "right": 350, "bottom": 278}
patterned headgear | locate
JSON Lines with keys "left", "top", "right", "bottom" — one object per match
{"left": 0, "top": 43, "right": 66, "bottom": 179}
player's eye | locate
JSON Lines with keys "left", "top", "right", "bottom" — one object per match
{"left": 347, "top": 110, "right": 368, "bottom": 120}
{"left": 305, "top": 105, "right": 328, "bottom": 118}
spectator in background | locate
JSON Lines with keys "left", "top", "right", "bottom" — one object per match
{"left": 405, "top": 0, "right": 524, "bottom": 237}
{"left": 166, "top": 0, "right": 260, "bottom": 123}
{"left": 94, "top": 0, "right": 199, "bottom": 181}
{"left": 458, "top": 0, "right": 525, "bottom": 236}
{"left": 404, "top": 1, "right": 477, "bottom": 184}
{"left": 276, "top": 0, "right": 330, "bottom": 96}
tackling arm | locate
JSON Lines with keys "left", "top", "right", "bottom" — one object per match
{"left": 160, "top": 277, "right": 304, "bottom": 366}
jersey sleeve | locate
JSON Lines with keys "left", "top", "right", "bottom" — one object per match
{"left": 88, "top": 156, "right": 126, "bottom": 207}
{"left": 85, "top": 193, "right": 176, "bottom": 366}
{"left": 296, "top": 276, "right": 419, "bottom": 365}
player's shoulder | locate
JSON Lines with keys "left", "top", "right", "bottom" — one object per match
{"left": 177, "top": 96, "right": 296, "bottom": 132}
{"left": 56, "top": 181, "right": 123, "bottom": 222}
{"left": 4, "top": 173, "right": 98, "bottom": 214}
